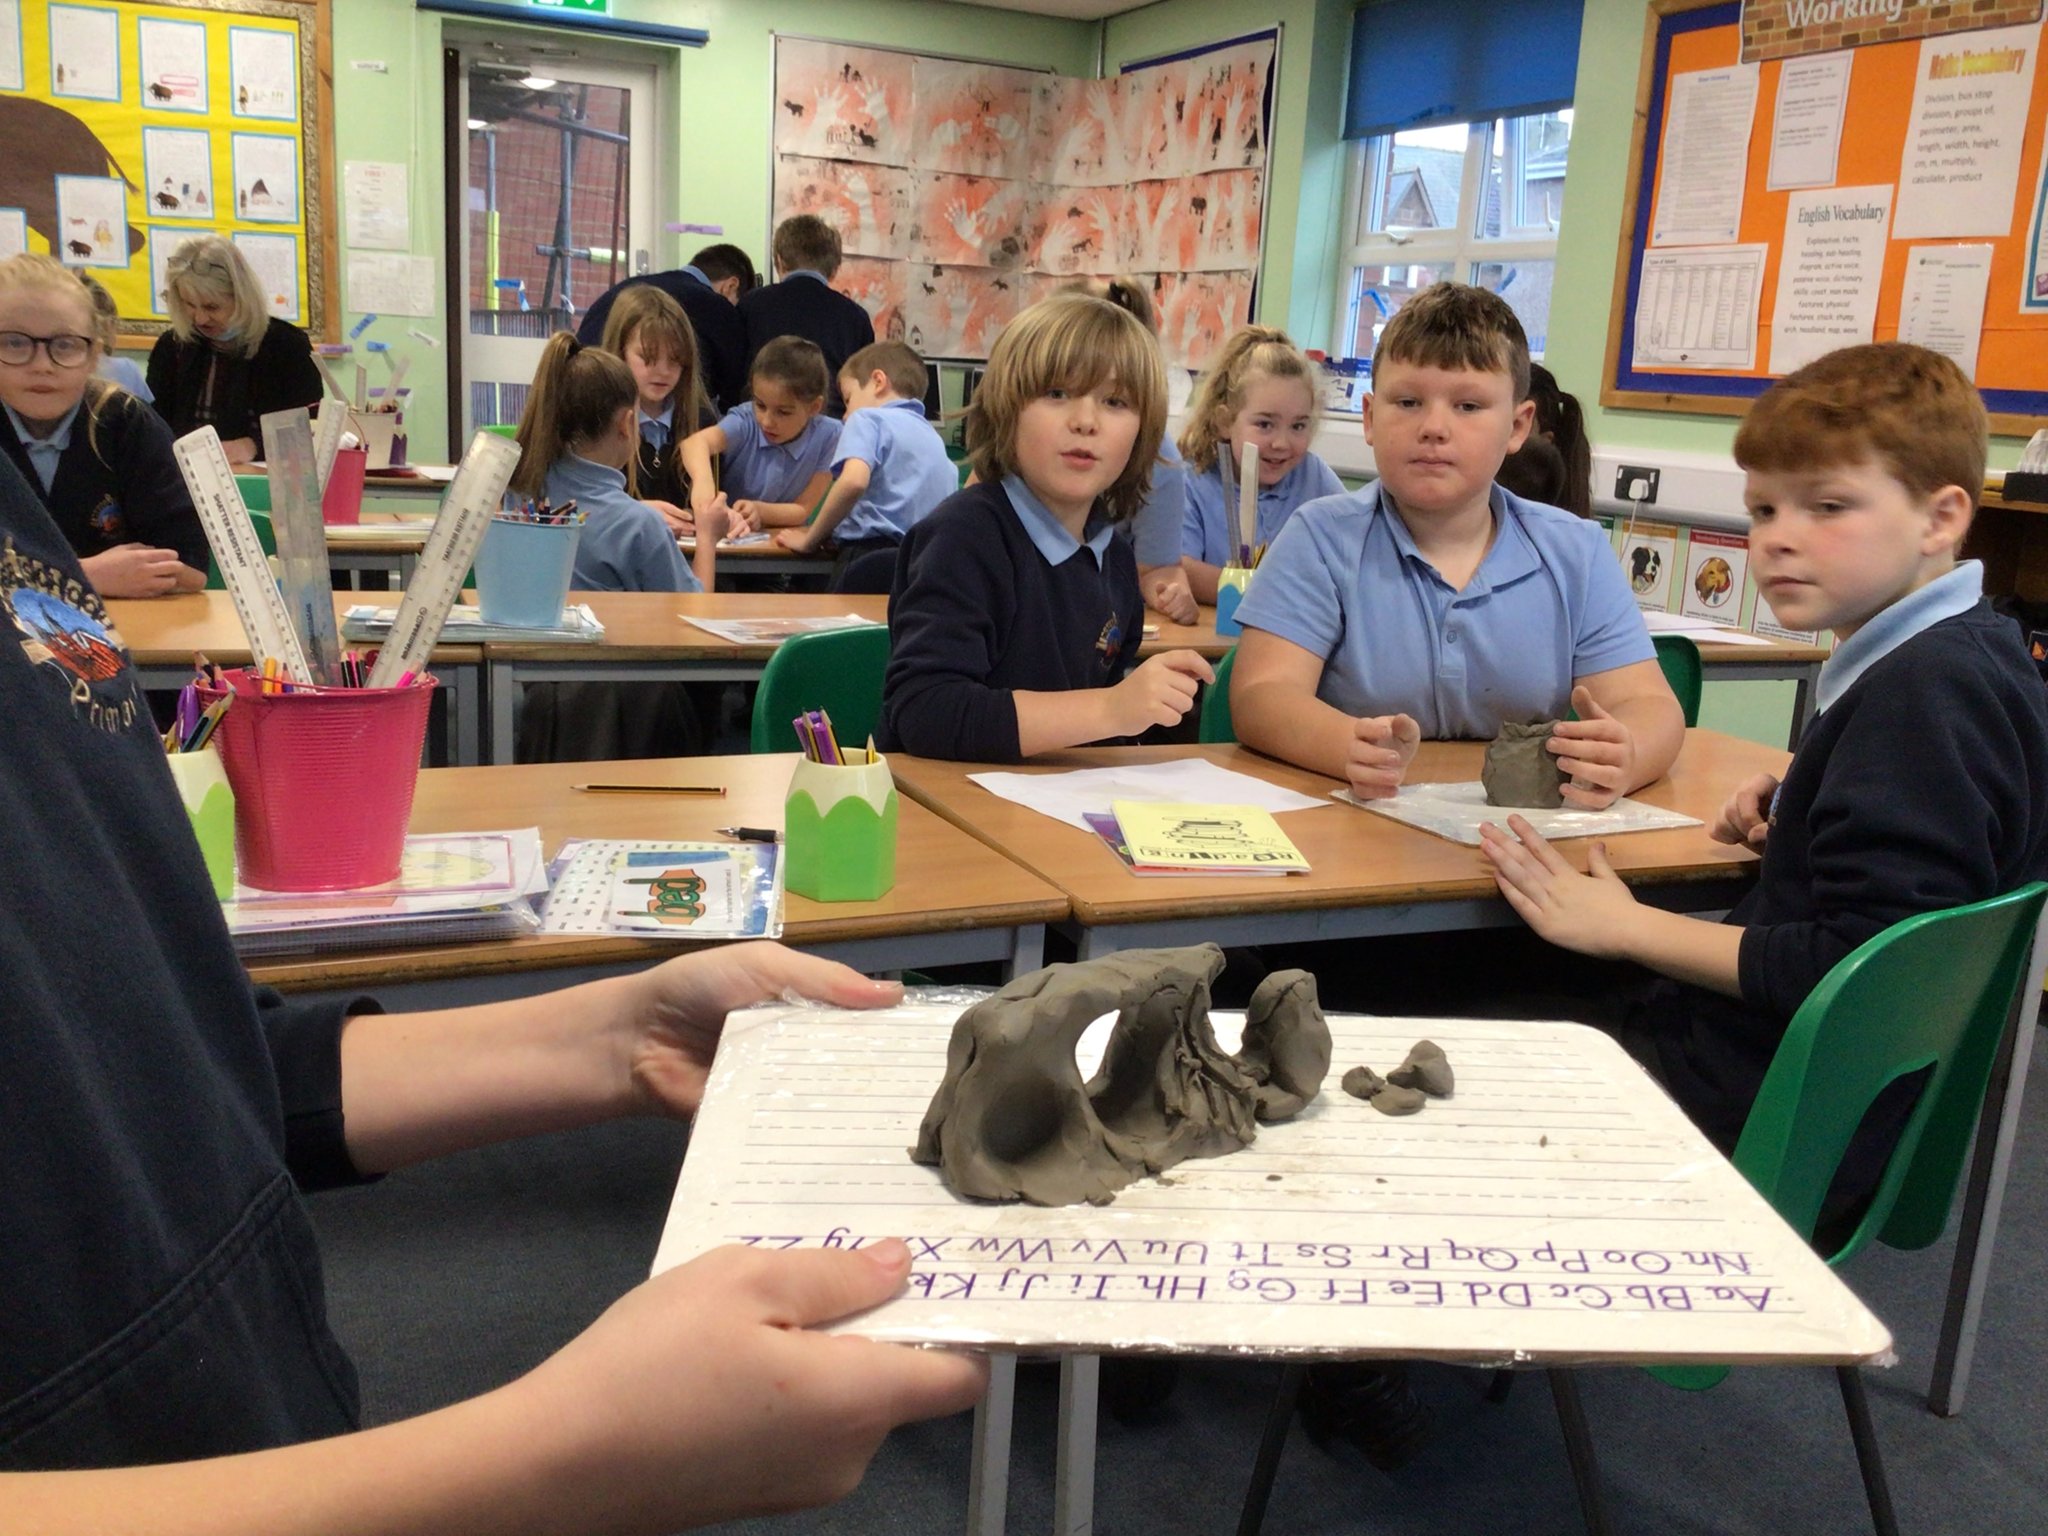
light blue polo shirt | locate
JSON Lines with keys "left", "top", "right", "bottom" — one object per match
{"left": 1181, "top": 452, "right": 1344, "bottom": 566}
{"left": 830, "top": 397, "right": 955, "bottom": 542}
{"left": 544, "top": 451, "right": 701, "bottom": 594}
{"left": 1127, "top": 438, "right": 1187, "bottom": 568}
{"left": 637, "top": 401, "right": 674, "bottom": 453}
{"left": 1813, "top": 560, "right": 1983, "bottom": 715}
{"left": 1235, "top": 482, "right": 1652, "bottom": 738}
{"left": 716, "top": 403, "right": 840, "bottom": 506}
{"left": 4, "top": 401, "right": 79, "bottom": 493}
{"left": 1003, "top": 473, "right": 1117, "bottom": 566}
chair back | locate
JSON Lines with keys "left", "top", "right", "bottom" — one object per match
{"left": 1733, "top": 882, "right": 2048, "bottom": 1263}
{"left": 749, "top": 625, "right": 892, "bottom": 754}
{"left": 206, "top": 504, "right": 276, "bottom": 590}
{"left": 1652, "top": 634, "right": 1702, "bottom": 727}
{"left": 1198, "top": 645, "right": 1238, "bottom": 744}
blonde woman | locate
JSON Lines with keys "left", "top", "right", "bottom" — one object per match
{"left": 146, "top": 235, "right": 320, "bottom": 463}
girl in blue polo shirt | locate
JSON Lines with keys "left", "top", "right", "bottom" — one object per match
{"left": 1177, "top": 326, "right": 1344, "bottom": 603}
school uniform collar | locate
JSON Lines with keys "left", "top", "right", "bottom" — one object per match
{"left": 4, "top": 401, "right": 80, "bottom": 491}
{"left": 876, "top": 397, "right": 926, "bottom": 417}
{"left": 1214, "top": 456, "right": 1310, "bottom": 506}
{"left": 1373, "top": 482, "right": 1541, "bottom": 595}
{"left": 550, "top": 451, "right": 627, "bottom": 496}
{"left": 1002, "top": 474, "right": 1114, "bottom": 567}
{"left": 638, "top": 402, "right": 674, "bottom": 443}
{"left": 679, "top": 264, "right": 712, "bottom": 288}
{"left": 785, "top": 269, "right": 830, "bottom": 286}
{"left": 1815, "top": 561, "right": 1983, "bottom": 715}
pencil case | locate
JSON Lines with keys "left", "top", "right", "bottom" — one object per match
{"left": 784, "top": 754, "right": 897, "bottom": 902}
{"left": 165, "top": 747, "right": 236, "bottom": 901}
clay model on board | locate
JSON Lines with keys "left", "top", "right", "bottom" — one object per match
{"left": 1481, "top": 719, "right": 1567, "bottom": 809}
{"left": 911, "top": 944, "right": 1332, "bottom": 1206}
{"left": 1339, "top": 1040, "right": 1454, "bottom": 1116}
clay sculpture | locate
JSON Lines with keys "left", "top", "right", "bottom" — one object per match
{"left": 911, "top": 944, "right": 1331, "bottom": 1206}
{"left": 1482, "top": 720, "right": 1567, "bottom": 809}
{"left": 1387, "top": 1039, "right": 1454, "bottom": 1097}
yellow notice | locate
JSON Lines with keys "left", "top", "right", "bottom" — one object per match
{"left": 1110, "top": 802, "right": 1310, "bottom": 873}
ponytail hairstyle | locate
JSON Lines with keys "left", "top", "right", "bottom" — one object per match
{"left": 1525, "top": 363, "right": 1592, "bottom": 518}
{"left": 1176, "top": 324, "right": 1321, "bottom": 473}
{"left": 601, "top": 283, "right": 708, "bottom": 432}
{"left": 511, "top": 332, "right": 639, "bottom": 499}
{"left": 0, "top": 252, "right": 116, "bottom": 453}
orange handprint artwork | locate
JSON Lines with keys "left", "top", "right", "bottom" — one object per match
{"left": 907, "top": 172, "right": 1043, "bottom": 269}
{"left": 773, "top": 40, "right": 912, "bottom": 165}
{"left": 773, "top": 156, "right": 911, "bottom": 258}
{"left": 1036, "top": 187, "right": 1128, "bottom": 277}
{"left": 901, "top": 265, "right": 1022, "bottom": 359}
{"left": 831, "top": 257, "right": 907, "bottom": 344}
{"left": 911, "top": 59, "right": 1035, "bottom": 181}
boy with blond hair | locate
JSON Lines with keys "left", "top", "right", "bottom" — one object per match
{"left": 1483, "top": 342, "right": 2048, "bottom": 1167}
{"left": 1231, "top": 283, "right": 1683, "bottom": 805}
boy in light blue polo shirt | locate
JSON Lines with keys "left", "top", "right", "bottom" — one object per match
{"left": 1232, "top": 283, "right": 1683, "bottom": 807}
{"left": 678, "top": 336, "right": 841, "bottom": 533}
{"left": 776, "top": 341, "right": 957, "bottom": 589}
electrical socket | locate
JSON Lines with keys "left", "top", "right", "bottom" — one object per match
{"left": 1615, "top": 465, "right": 1661, "bottom": 504}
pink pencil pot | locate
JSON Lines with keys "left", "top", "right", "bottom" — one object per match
{"left": 200, "top": 669, "right": 435, "bottom": 891}
{"left": 322, "top": 446, "right": 367, "bottom": 524}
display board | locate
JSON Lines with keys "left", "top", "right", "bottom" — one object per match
{"left": 770, "top": 30, "right": 1275, "bottom": 367}
{"left": 0, "top": 0, "right": 336, "bottom": 338}
{"left": 1603, "top": 0, "right": 2048, "bottom": 432}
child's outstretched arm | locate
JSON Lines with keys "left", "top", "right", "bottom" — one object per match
{"left": 1479, "top": 816, "right": 1744, "bottom": 995}
{"left": 1013, "top": 649, "right": 1213, "bottom": 757}
{"left": 677, "top": 424, "right": 726, "bottom": 515}
{"left": 775, "top": 459, "right": 868, "bottom": 553}
{"left": 1550, "top": 662, "right": 1686, "bottom": 808}
{"left": 735, "top": 469, "right": 833, "bottom": 532}
{"left": 1230, "top": 628, "right": 1420, "bottom": 801}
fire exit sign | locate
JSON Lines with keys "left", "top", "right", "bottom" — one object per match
{"left": 528, "top": 0, "right": 609, "bottom": 14}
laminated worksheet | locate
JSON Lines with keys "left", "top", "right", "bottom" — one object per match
{"left": 653, "top": 1005, "right": 1891, "bottom": 1366}
{"left": 541, "top": 840, "right": 782, "bottom": 939}
{"left": 1335, "top": 782, "right": 1702, "bottom": 847}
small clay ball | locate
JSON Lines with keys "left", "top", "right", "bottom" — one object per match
{"left": 1386, "top": 1039, "right": 1454, "bottom": 1098}
{"left": 1341, "top": 1065, "right": 1384, "bottom": 1102}
{"left": 1482, "top": 720, "right": 1567, "bottom": 809}
{"left": 1370, "top": 1084, "right": 1427, "bottom": 1116}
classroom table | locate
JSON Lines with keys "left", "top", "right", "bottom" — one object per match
{"left": 326, "top": 512, "right": 434, "bottom": 590}
{"left": 243, "top": 753, "right": 1065, "bottom": 1009}
{"left": 889, "top": 732, "right": 1783, "bottom": 960}
{"left": 1693, "top": 635, "right": 1829, "bottom": 746}
{"left": 677, "top": 535, "right": 840, "bottom": 582}
{"left": 108, "top": 590, "right": 484, "bottom": 767}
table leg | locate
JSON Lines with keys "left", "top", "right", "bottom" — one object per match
{"left": 1052, "top": 1354, "right": 1098, "bottom": 1536}
{"left": 1787, "top": 666, "right": 1818, "bottom": 748}
{"left": 450, "top": 665, "right": 481, "bottom": 767}
{"left": 488, "top": 662, "right": 517, "bottom": 766}
{"left": 967, "top": 1352, "right": 1015, "bottom": 1536}
{"left": 1006, "top": 924, "right": 1045, "bottom": 980}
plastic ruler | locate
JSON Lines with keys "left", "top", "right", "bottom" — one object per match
{"left": 365, "top": 431, "right": 521, "bottom": 689}
{"left": 172, "top": 425, "right": 311, "bottom": 682}
{"left": 313, "top": 401, "right": 347, "bottom": 492}
{"left": 261, "top": 408, "right": 346, "bottom": 686}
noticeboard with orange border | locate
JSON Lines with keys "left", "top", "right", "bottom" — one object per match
{"left": 1604, "top": 0, "right": 2048, "bottom": 435}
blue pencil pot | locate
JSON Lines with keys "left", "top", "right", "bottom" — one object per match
{"left": 475, "top": 515, "right": 581, "bottom": 628}
{"left": 1215, "top": 566, "right": 1252, "bottom": 637}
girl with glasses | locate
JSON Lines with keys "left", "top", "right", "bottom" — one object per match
{"left": 0, "top": 254, "right": 205, "bottom": 596}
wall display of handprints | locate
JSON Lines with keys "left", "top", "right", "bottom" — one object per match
{"left": 772, "top": 31, "right": 1274, "bottom": 365}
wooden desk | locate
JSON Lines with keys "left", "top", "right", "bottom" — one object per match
{"left": 1693, "top": 636, "right": 1830, "bottom": 745}
{"left": 327, "top": 512, "right": 433, "bottom": 590}
{"left": 678, "top": 536, "right": 839, "bottom": 582}
{"left": 107, "top": 591, "right": 484, "bottom": 766}
{"left": 484, "top": 592, "right": 891, "bottom": 764}
{"left": 890, "top": 733, "right": 1784, "bottom": 959}
{"left": 245, "top": 753, "right": 1065, "bottom": 1008}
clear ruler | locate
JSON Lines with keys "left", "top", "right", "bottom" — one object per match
{"left": 173, "top": 425, "right": 310, "bottom": 682}
{"left": 365, "top": 430, "right": 520, "bottom": 689}
{"left": 313, "top": 401, "right": 347, "bottom": 492}
{"left": 261, "top": 408, "right": 346, "bottom": 686}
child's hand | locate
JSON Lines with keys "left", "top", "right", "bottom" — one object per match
{"left": 512, "top": 1240, "right": 988, "bottom": 1531}
{"left": 1548, "top": 685, "right": 1636, "bottom": 809}
{"left": 218, "top": 435, "right": 258, "bottom": 465}
{"left": 773, "top": 527, "right": 815, "bottom": 554}
{"left": 1143, "top": 567, "right": 1198, "bottom": 626}
{"left": 1479, "top": 816, "right": 1640, "bottom": 958}
{"left": 81, "top": 543, "right": 191, "bottom": 598}
{"left": 688, "top": 484, "right": 723, "bottom": 521}
{"left": 1711, "top": 771, "right": 1779, "bottom": 849}
{"left": 726, "top": 499, "right": 759, "bottom": 537}
{"left": 1109, "top": 650, "right": 1213, "bottom": 735}
{"left": 695, "top": 497, "right": 731, "bottom": 547}
{"left": 647, "top": 498, "right": 693, "bottom": 535}
{"left": 1344, "top": 713, "right": 1420, "bottom": 801}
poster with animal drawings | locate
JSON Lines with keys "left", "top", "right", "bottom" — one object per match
{"left": 0, "top": 0, "right": 328, "bottom": 335}
{"left": 1036, "top": 186, "right": 1127, "bottom": 277}
{"left": 910, "top": 57, "right": 1035, "bottom": 182}
{"left": 831, "top": 256, "right": 907, "bottom": 344}
{"left": 773, "top": 155, "right": 910, "bottom": 259}
{"left": 1151, "top": 271, "right": 1254, "bottom": 370}
{"left": 907, "top": 171, "right": 1042, "bottom": 269}
{"left": 773, "top": 38, "right": 912, "bottom": 166}
{"left": 1028, "top": 75, "right": 1121, "bottom": 188}
{"left": 1130, "top": 169, "right": 1262, "bottom": 274}
{"left": 899, "top": 264, "right": 1022, "bottom": 358}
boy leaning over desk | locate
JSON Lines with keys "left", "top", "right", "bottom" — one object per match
{"left": 0, "top": 444, "right": 984, "bottom": 1529}
{"left": 1482, "top": 342, "right": 2048, "bottom": 1228}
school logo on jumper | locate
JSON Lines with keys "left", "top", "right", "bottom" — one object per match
{"left": 627, "top": 868, "right": 708, "bottom": 926}
{"left": 1, "top": 537, "right": 141, "bottom": 733}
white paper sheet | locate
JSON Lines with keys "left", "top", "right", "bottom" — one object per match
{"left": 1336, "top": 782, "right": 1703, "bottom": 846}
{"left": 49, "top": 4, "right": 118, "bottom": 99}
{"left": 138, "top": 16, "right": 206, "bottom": 112}
{"left": 652, "top": 1005, "right": 1891, "bottom": 1365}
{"left": 1632, "top": 246, "right": 1767, "bottom": 370}
{"left": 1766, "top": 53, "right": 1851, "bottom": 191}
{"left": 344, "top": 253, "right": 436, "bottom": 317}
{"left": 1769, "top": 185, "right": 1893, "bottom": 375}
{"left": 679, "top": 613, "right": 882, "bottom": 645}
{"left": 1895, "top": 24, "right": 2040, "bottom": 240}
{"left": 229, "top": 26, "right": 297, "bottom": 120}
{"left": 1651, "top": 65, "right": 1760, "bottom": 247}
{"left": 344, "top": 161, "right": 410, "bottom": 251}
{"left": 1643, "top": 610, "right": 1775, "bottom": 646}
{"left": 969, "top": 759, "right": 1328, "bottom": 832}
{"left": 1898, "top": 244, "right": 1994, "bottom": 377}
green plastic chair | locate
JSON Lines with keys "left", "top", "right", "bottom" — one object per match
{"left": 235, "top": 473, "right": 272, "bottom": 513}
{"left": 1652, "top": 633, "right": 1703, "bottom": 727}
{"left": 1198, "top": 645, "right": 1237, "bottom": 744}
{"left": 749, "top": 625, "right": 891, "bottom": 754}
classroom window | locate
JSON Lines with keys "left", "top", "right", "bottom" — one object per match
{"left": 1337, "top": 109, "right": 1569, "bottom": 364}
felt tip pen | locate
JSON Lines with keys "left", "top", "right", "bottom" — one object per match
{"left": 571, "top": 783, "right": 727, "bottom": 795}
{"left": 716, "top": 826, "right": 780, "bottom": 843}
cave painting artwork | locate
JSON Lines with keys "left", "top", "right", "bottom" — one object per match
{"left": 773, "top": 156, "right": 911, "bottom": 259}
{"left": 774, "top": 39, "right": 912, "bottom": 166}
{"left": 911, "top": 58, "right": 1035, "bottom": 182}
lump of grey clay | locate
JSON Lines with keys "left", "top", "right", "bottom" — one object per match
{"left": 1386, "top": 1039, "right": 1454, "bottom": 1098}
{"left": 1371, "top": 1084, "right": 1427, "bottom": 1116}
{"left": 1482, "top": 719, "right": 1566, "bottom": 809}
{"left": 910, "top": 943, "right": 1331, "bottom": 1206}
{"left": 1340, "top": 1065, "right": 1384, "bottom": 1102}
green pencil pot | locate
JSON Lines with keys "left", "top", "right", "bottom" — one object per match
{"left": 166, "top": 748, "right": 236, "bottom": 901}
{"left": 784, "top": 755, "right": 897, "bottom": 902}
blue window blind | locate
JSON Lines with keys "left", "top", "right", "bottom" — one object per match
{"left": 1345, "top": 0, "right": 1583, "bottom": 140}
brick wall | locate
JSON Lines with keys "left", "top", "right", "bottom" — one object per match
{"left": 1743, "top": 1, "right": 2044, "bottom": 64}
